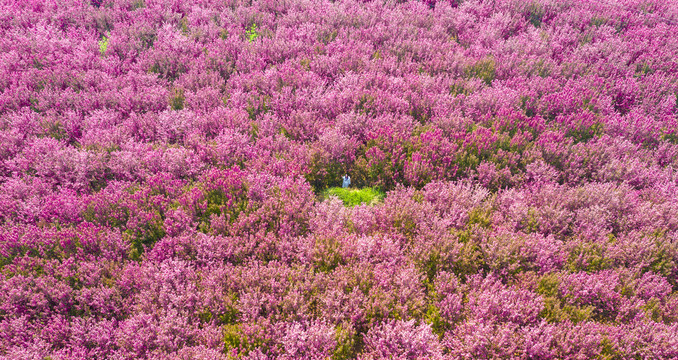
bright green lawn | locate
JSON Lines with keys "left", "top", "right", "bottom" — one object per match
{"left": 323, "top": 187, "right": 384, "bottom": 207}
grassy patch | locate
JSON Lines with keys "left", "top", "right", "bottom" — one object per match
{"left": 323, "top": 187, "right": 384, "bottom": 207}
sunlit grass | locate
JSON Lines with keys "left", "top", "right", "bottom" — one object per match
{"left": 323, "top": 187, "right": 384, "bottom": 207}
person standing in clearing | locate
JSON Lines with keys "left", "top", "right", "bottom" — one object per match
{"left": 342, "top": 174, "right": 351, "bottom": 188}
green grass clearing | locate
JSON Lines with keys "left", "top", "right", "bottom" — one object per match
{"left": 322, "top": 187, "right": 384, "bottom": 207}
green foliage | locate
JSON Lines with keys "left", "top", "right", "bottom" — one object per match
{"left": 29, "top": 97, "right": 41, "bottom": 112}
{"left": 449, "top": 239, "right": 488, "bottom": 280}
{"left": 634, "top": 62, "right": 654, "bottom": 77}
{"left": 202, "top": 190, "right": 229, "bottom": 219}
{"left": 421, "top": 252, "right": 441, "bottom": 285}
{"left": 599, "top": 337, "right": 622, "bottom": 360}
{"left": 249, "top": 121, "right": 259, "bottom": 139}
{"left": 642, "top": 298, "right": 663, "bottom": 322}
{"left": 661, "top": 128, "right": 678, "bottom": 144}
{"left": 219, "top": 28, "right": 229, "bottom": 40}
{"left": 149, "top": 58, "right": 186, "bottom": 81}
{"left": 323, "top": 187, "right": 384, "bottom": 207}
{"left": 566, "top": 242, "right": 613, "bottom": 272}
{"left": 409, "top": 102, "right": 433, "bottom": 124}
{"left": 219, "top": 302, "right": 239, "bottom": 324}
{"left": 90, "top": 168, "right": 114, "bottom": 192}
{"left": 179, "top": 18, "right": 189, "bottom": 35}
{"left": 351, "top": 137, "right": 417, "bottom": 190}
{"left": 590, "top": 16, "right": 608, "bottom": 27}
{"left": 82, "top": 200, "right": 129, "bottom": 229}
{"left": 520, "top": 208, "right": 541, "bottom": 233}
{"left": 1, "top": 230, "right": 84, "bottom": 275}
{"left": 565, "top": 122, "right": 604, "bottom": 144}
{"left": 222, "top": 324, "right": 247, "bottom": 356}
{"left": 333, "top": 324, "right": 359, "bottom": 360}
{"left": 523, "top": 59, "right": 551, "bottom": 78}
{"left": 449, "top": 82, "right": 472, "bottom": 96}
{"left": 169, "top": 87, "right": 185, "bottom": 110}
{"left": 318, "top": 29, "right": 338, "bottom": 45}
{"left": 32, "top": 58, "right": 44, "bottom": 70}
{"left": 424, "top": 210, "right": 493, "bottom": 280}
{"left": 537, "top": 274, "right": 595, "bottom": 323}
{"left": 98, "top": 35, "right": 109, "bottom": 55}
{"left": 195, "top": 188, "right": 249, "bottom": 233}
{"left": 279, "top": 126, "right": 292, "bottom": 139}
{"left": 578, "top": 31, "right": 594, "bottom": 46}
{"left": 132, "top": 0, "right": 145, "bottom": 9}
{"left": 136, "top": 29, "right": 156, "bottom": 50}
{"left": 305, "top": 154, "right": 344, "bottom": 194}
{"left": 313, "top": 237, "right": 345, "bottom": 273}
{"left": 644, "top": 232, "right": 677, "bottom": 289}
{"left": 425, "top": 303, "right": 451, "bottom": 338}
{"left": 40, "top": 120, "right": 68, "bottom": 140}
{"left": 465, "top": 57, "right": 496, "bottom": 85}
{"left": 526, "top": 2, "right": 545, "bottom": 27}
{"left": 537, "top": 274, "right": 560, "bottom": 297}
{"left": 454, "top": 151, "right": 481, "bottom": 174}
{"left": 222, "top": 322, "right": 270, "bottom": 358}
{"left": 355, "top": 94, "right": 376, "bottom": 115}
{"left": 395, "top": 216, "right": 418, "bottom": 241}
{"left": 198, "top": 296, "right": 239, "bottom": 325}
{"left": 246, "top": 95, "right": 270, "bottom": 121}
{"left": 246, "top": 23, "right": 259, "bottom": 42}
{"left": 127, "top": 219, "right": 166, "bottom": 260}
{"left": 541, "top": 297, "right": 595, "bottom": 323}
{"left": 467, "top": 207, "right": 493, "bottom": 228}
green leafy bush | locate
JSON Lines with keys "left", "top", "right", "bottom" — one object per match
{"left": 98, "top": 35, "right": 109, "bottom": 55}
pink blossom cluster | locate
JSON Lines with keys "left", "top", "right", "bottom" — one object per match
{"left": 1, "top": 0, "right": 678, "bottom": 358}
